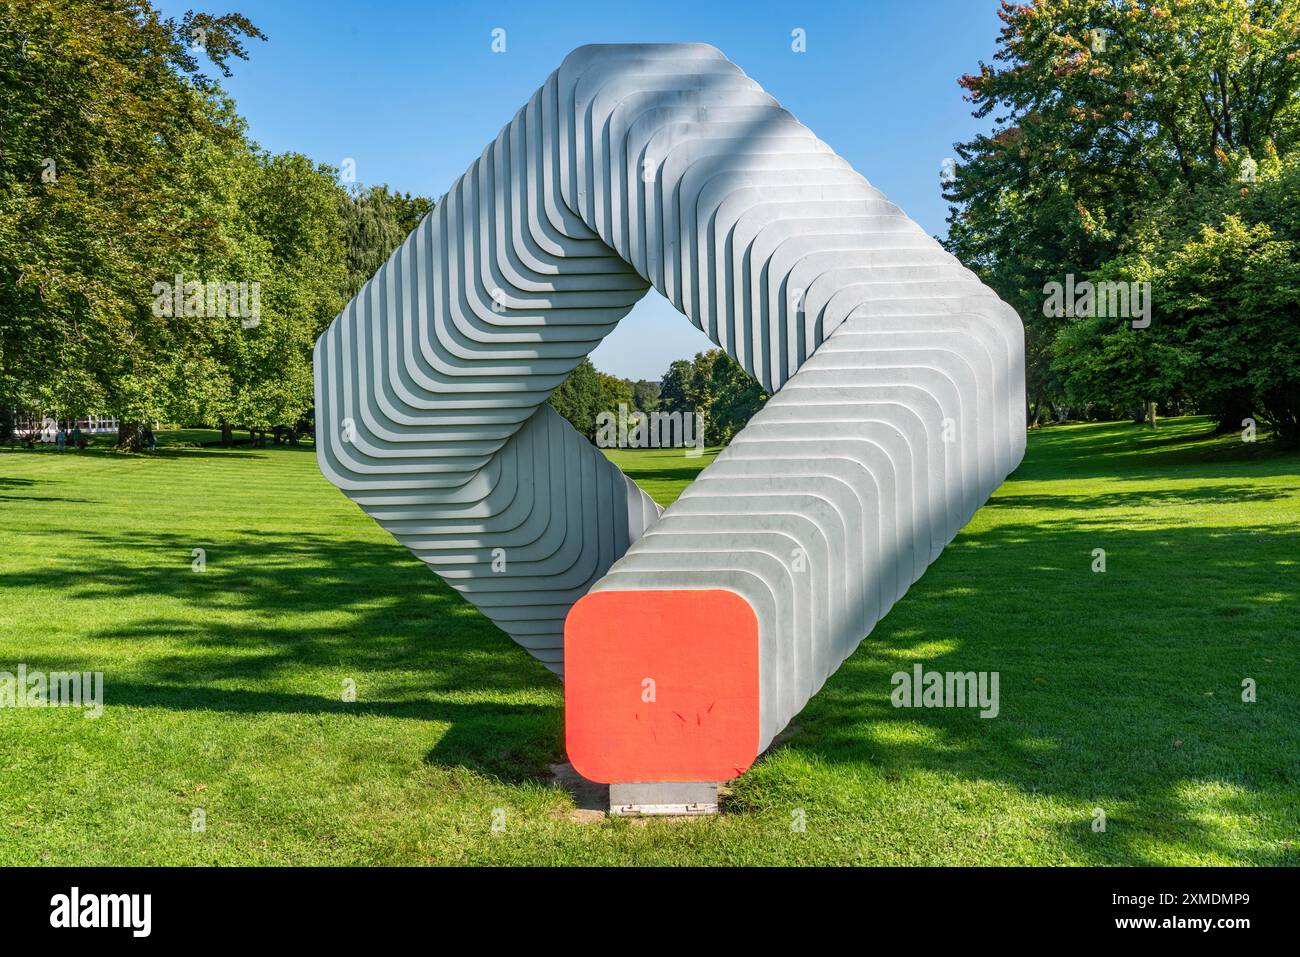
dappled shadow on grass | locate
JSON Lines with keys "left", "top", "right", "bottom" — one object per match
{"left": 137, "top": 447, "right": 267, "bottom": 460}
{"left": 85, "top": 681, "right": 561, "bottom": 784}
{"left": 0, "top": 475, "right": 96, "bottom": 504}
{"left": 4, "top": 525, "right": 565, "bottom": 784}
{"left": 1, "top": 444, "right": 266, "bottom": 461}
{"left": 0, "top": 474, "right": 99, "bottom": 503}
{"left": 612, "top": 462, "right": 717, "bottom": 486}
{"left": 1019, "top": 417, "right": 1300, "bottom": 482}
{"left": 774, "top": 484, "right": 1298, "bottom": 863}
{"left": 990, "top": 484, "right": 1298, "bottom": 510}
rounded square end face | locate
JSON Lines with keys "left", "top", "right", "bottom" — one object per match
{"left": 564, "top": 589, "right": 760, "bottom": 784}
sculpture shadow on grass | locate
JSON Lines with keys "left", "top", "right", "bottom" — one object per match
{"left": 1018, "top": 419, "right": 1300, "bottom": 482}
{"left": 3, "top": 525, "right": 564, "bottom": 784}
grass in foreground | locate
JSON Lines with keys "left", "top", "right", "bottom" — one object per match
{"left": 0, "top": 417, "right": 1296, "bottom": 865}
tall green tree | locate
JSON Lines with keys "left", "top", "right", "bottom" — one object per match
{"left": 231, "top": 152, "right": 348, "bottom": 441}
{"left": 946, "top": 0, "right": 1300, "bottom": 422}
{"left": 547, "top": 358, "right": 604, "bottom": 440}
{"left": 708, "top": 352, "right": 767, "bottom": 444}
{"left": 0, "top": 2, "right": 436, "bottom": 449}
{"left": 654, "top": 350, "right": 765, "bottom": 445}
{"left": 339, "top": 184, "right": 434, "bottom": 300}
{"left": 0, "top": 0, "right": 266, "bottom": 448}
{"left": 629, "top": 378, "right": 660, "bottom": 413}
{"left": 657, "top": 359, "right": 694, "bottom": 416}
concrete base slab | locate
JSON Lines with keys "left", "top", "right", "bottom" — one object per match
{"left": 547, "top": 762, "right": 608, "bottom": 823}
{"left": 609, "top": 782, "right": 719, "bottom": 816}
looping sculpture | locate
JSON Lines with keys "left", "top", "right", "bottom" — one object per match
{"left": 314, "top": 44, "right": 1025, "bottom": 786}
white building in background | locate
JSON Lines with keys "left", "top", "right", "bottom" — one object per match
{"left": 13, "top": 413, "right": 120, "bottom": 442}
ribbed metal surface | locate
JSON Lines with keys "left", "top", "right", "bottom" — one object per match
{"left": 314, "top": 44, "right": 1025, "bottom": 749}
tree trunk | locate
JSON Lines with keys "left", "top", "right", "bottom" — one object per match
{"left": 220, "top": 421, "right": 233, "bottom": 446}
{"left": 1273, "top": 410, "right": 1300, "bottom": 449}
{"left": 1145, "top": 401, "right": 1157, "bottom": 429}
{"left": 116, "top": 421, "right": 145, "bottom": 451}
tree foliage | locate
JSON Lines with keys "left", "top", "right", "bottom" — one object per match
{"left": 946, "top": 0, "right": 1300, "bottom": 439}
{"left": 0, "top": 1, "right": 431, "bottom": 448}
{"left": 655, "top": 349, "right": 767, "bottom": 445}
{"left": 546, "top": 349, "right": 767, "bottom": 447}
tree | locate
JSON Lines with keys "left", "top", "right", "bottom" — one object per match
{"left": 0, "top": 0, "right": 267, "bottom": 449}
{"left": 657, "top": 359, "right": 694, "bottom": 416}
{"left": 945, "top": 0, "right": 1300, "bottom": 421}
{"left": 547, "top": 358, "right": 604, "bottom": 440}
{"left": 340, "top": 184, "right": 433, "bottom": 301}
{"left": 1153, "top": 214, "right": 1299, "bottom": 443}
{"left": 653, "top": 350, "right": 764, "bottom": 445}
{"left": 0, "top": 2, "right": 437, "bottom": 449}
{"left": 232, "top": 152, "right": 349, "bottom": 442}
{"left": 595, "top": 371, "right": 634, "bottom": 417}
{"left": 629, "top": 379, "right": 660, "bottom": 413}
{"left": 708, "top": 352, "right": 767, "bottom": 444}
{"left": 686, "top": 350, "right": 723, "bottom": 426}
{"left": 658, "top": 351, "right": 720, "bottom": 438}
{"left": 1054, "top": 143, "right": 1300, "bottom": 441}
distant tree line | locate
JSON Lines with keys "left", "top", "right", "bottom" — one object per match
{"left": 548, "top": 349, "right": 767, "bottom": 448}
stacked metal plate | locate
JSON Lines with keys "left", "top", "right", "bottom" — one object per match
{"left": 314, "top": 44, "right": 1025, "bottom": 778}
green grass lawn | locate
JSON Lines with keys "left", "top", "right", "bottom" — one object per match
{"left": 0, "top": 417, "right": 1296, "bottom": 865}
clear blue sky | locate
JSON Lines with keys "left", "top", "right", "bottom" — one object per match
{"left": 158, "top": 0, "right": 1004, "bottom": 380}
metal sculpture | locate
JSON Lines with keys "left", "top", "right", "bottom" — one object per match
{"left": 314, "top": 44, "right": 1025, "bottom": 796}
